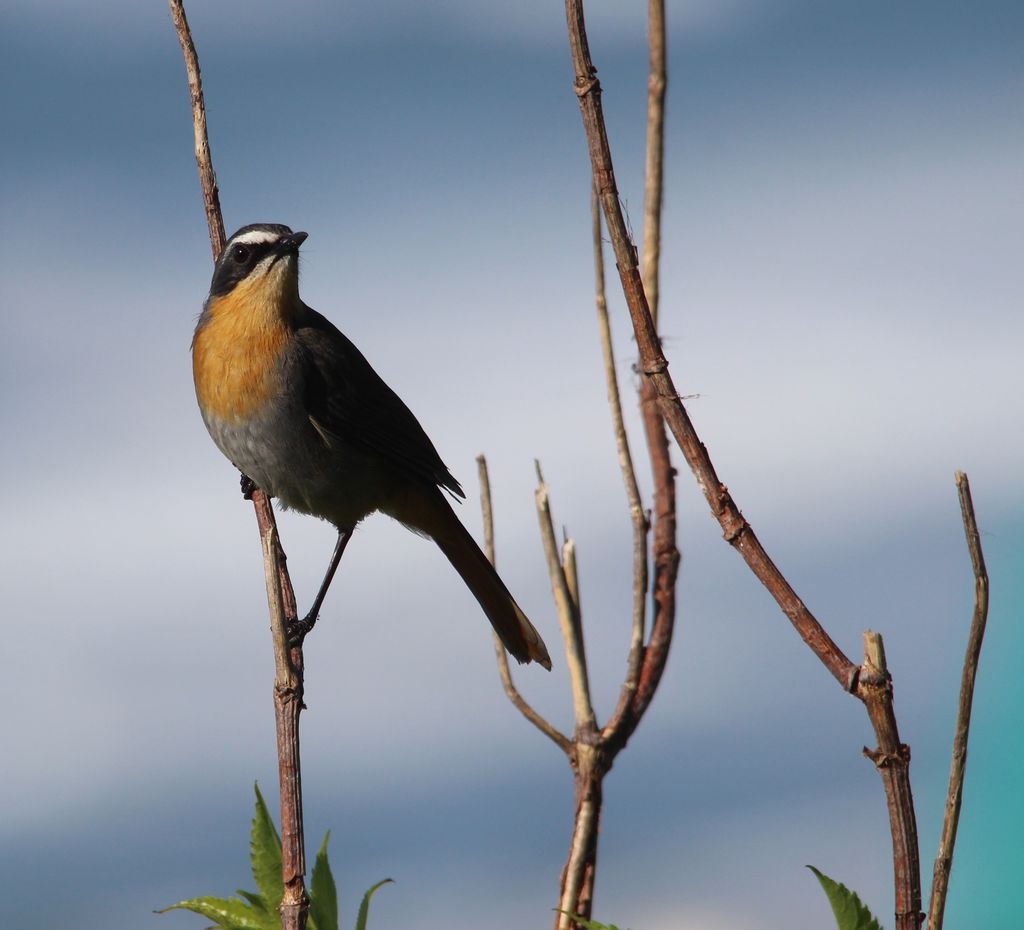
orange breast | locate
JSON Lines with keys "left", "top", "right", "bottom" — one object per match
{"left": 192, "top": 281, "right": 293, "bottom": 424}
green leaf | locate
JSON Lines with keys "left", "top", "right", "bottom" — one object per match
{"left": 236, "top": 890, "right": 267, "bottom": 913}
{"left": 554, "top": 910, "right": 628, "bottom": 930}
{"left": 354, "top": 878, "right": 393, "bottom": 930}
{"left": 157, "top": 896, "right": 267, "bottom": 930}
{"left": 309, "top": 831, "right": 338, "bottom": 930}
{"left": 251, "top": 783, "right": 284, "bottom": 912}
{"left": 807, "top": 866, "right": 885, "bottom": 930}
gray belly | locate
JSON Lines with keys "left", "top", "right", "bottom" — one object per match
{"left": 201, "top": 398, "right": 391, "bottom": 531}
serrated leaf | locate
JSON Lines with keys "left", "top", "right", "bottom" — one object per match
{"left": 354, "top": 878, "right": 393, "bottom": 930}
{"left": 807, "top": 866, "right": 885, "bottom": 930}
{"left": 233, "top": 889, "right": 280, "bottom": 930}
{"left": 308, "top": 831, "right": 338, "bottom": 930}
{"left": 554, "top": 909, "right": 628, "bottom": 930}
{"left": 251, "top": 783, "right": 284, "bottom": 912}
{"left": 236, "top": 890, "right": 268, "bottom": 914}
{"left": 157, "top": 895, "right": 267, "bottom": 930}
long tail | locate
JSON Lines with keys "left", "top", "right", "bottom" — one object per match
{"left": 393, "top": 489, "right": 551, "bottom": 669}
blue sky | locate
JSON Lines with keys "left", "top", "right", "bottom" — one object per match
{"left": 2, "top": 1, "right": 1022, "bottom": 928}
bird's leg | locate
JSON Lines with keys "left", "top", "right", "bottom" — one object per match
{"left": 287, "top": 528, "right": 352, "bottom": 646}
{"left": 240, "top": 473, "right": 258, "bottom": 500}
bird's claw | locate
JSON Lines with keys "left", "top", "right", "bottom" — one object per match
{"left": 240, "top": 474, "right": 258, "bottom": 500}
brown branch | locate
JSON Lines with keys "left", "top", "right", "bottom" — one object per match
{"left": 928, "top": 472, "right": 990, "bottom": 930}
{"left": 600, "top": 0, "right": 678, "bottom": 754}
{"left": 859, "top": 633, "right": 924, "bottom": 930}
{"left": 590, "top": 186, "right": 650, "bottom": 710}
{"left": 477, "top": 457, "right": 571, "bottom": 754}
{"left": 556, "top": 743, "right": 607, "bottom": 930}
{"left": 563, "top": 2, "right": 924, "bottom": 927}
{"left": 536, "top": 462, "right": 597, "bottom": 736}
{"left": 169, "top": 3, "right": 308, "bottom": 926}
{"left": 557, "top": 3, "right": 678, "bottom": 920}
{"left": 625, "top": 373, "right": 678, "bottom": 731}
{"left": 168, "top": 0, "right": 225, "bottom": 260}
{"left": 641, "top": 0, "right": 666, "bottom": 331}
{"left": 626, "top": 0, "right": 677, "bottom": 734}
{"left": 563, "top": 0, "right": 857, "bottom": 692}
{"left": 257, "top": 508, "right": 309, "bottom": 924}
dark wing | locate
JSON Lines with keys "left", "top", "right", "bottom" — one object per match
{"left": 293, "top": 306, "right": 465, "bottom": 499}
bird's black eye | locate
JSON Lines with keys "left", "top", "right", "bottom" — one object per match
{"left": 231, "top": 244, "right": 251, "bottom": 264}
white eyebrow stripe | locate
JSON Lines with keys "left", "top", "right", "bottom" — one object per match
{"left": 231, "top": 229, "right": 283, "bottom": 246}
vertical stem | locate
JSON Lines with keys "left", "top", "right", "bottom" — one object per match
{"left": 591, "top": 186, "right": 649, "bottom": 697}
{"left": 556, "top": 746, "right": 605, "bottom": 930}
{"left": 255, "top": 499, "right": 309, "bottom": 930}
{"left": 536, "top": 469, "right": 598, "bottom": 734}
{"left": 860, "top": 632, "right": 923, "bottom": 930}
{"left": 169, "top": 5, "right": 309, "bottom": 925}
{"left": 563, "top": 0, "right": 858, "bottom": 692}
{"left": 167, "top": 0, "right": 225, "bottom": 260}
{"left": 641, "top": 0, "right": 666, "bottom": 330}
{"left": 928, "top": 472, "right": 990, "bottom": 929}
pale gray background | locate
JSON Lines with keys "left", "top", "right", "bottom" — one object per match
{"left": 2, "top": 1, "right": 1022, "bottom": 927}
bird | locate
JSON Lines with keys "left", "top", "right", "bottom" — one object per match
{"left": 192, "top": 222, "right": 551, "bottom": 669}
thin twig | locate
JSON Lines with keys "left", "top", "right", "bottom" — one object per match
{"left": 641, "top": 0, "right": 666, "bottom": 331}
{"left": 478, "top": 457, "right": 571, "bottom": 754}
{"left": 626, "top": 0, "right": 677, "bottom": 732}
{"left": 563, "top": 0, "right": 857, "bottom": 692}
{"left": 928, "top": 472, "right": 990, "bottom": 930}
{"left": 536, "top": 462, "right": 597, "bottom": 735}
{"left": 622, "top": 370, "right": 678, "bottom": 733}
{"left": 168, "top": 0, "right": 225, "bottom": 260}
{"left": 563, "top": 1, "right": 923, "bottom": 926}
{"left": 562, "top": 537, "right": 581, "bottom": 616}
{"left": 599, "top": 0, "right": 678, "bottom": 753}
{"left": 553, "top": 7, "right": 678, "bottom": 925}
{"left": 591, "top": 186, "right": 650, "bottom": 703}
{"left": 169, "top": 3, "right": 308, "bottom": 926}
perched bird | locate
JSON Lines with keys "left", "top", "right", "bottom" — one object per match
{"left": 192, "top": 223, "right": 551, "bottom": 669}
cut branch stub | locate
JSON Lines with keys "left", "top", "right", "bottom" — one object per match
{"left": 858, "top": 630, "right": 924, "bottom": 930}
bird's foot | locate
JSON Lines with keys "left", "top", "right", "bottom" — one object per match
{"left": 240, "top": 474, "right": 258, "bottom": 500}
{"left": 286, "top": 613, "right": 318, "bottom": 648}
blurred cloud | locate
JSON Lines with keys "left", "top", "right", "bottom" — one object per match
{"left": 2, "top": 1, "right": 1022, "bottom": 928}
{"left": 5, "top": 0, "right": 783, "bottom": 49}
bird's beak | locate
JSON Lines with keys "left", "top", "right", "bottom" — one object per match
{"left": 278, "top": 231, "right": 309, "bottom": 254}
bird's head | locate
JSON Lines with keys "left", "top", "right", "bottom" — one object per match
{"left": 208, "top": 223, "right": 309, "bottom": 310}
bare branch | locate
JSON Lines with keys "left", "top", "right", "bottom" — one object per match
{"left": 168, "top": 0, "right": 225, "bottom": 260}
{"left": 562, "top": 538, "right": 582, "bottom": 618}
{"left": 562, "top": 0, "right": 857, "bottom": 692}
{"left": 477, "top": 456, "right": 571, "bottom": 754}
{"left": 859, "top": 633, "right": 924, "bottom": 930}
{"left": 256, "top": 509, "right": 307, "bottom": 903}
{"left": 591, "top": 187, "right": 650, "bottom": 703}
{"left": 626, "top": 375, "right": 678, "bottom": 727}
{"left": 556, "top": 744, "right": 606, "bottom": 930}
{"left": 536, "top": 462, "right": 597, "bottom": 735}
{"left": 928, "top": 472, "right": 991, "bottom": 930}
{"left": 641, "top": 0, "right": 666, "bottom": 330}
{"left": 628, "top": 0, "right": 678, "bottom": 732}
{"left": 600, "top": 0, "right": 678, "bottom": 752}
{"left": 169, "top": 4, "right": 308, "bottom": 925}
{"left": 564, "top": 2, "right": 922, "bottom": 925}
